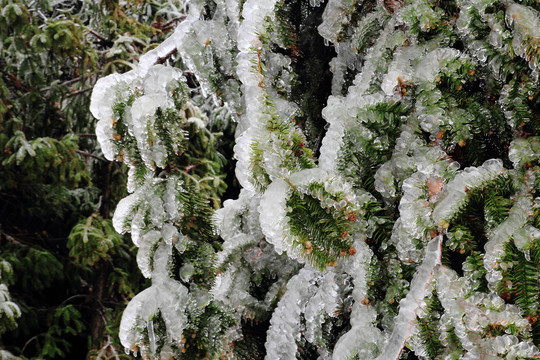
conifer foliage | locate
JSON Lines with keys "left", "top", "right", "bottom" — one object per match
{"left": 0, "top": 0, "right": 199, "bottom": 358}
{"left": 94, "top": 0, "right": 540, "bottom": 358}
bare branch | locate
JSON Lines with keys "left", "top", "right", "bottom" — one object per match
{"left": 75, "top": 149, "right": 107, "bottom": 162}
{"left": 86, "top": 28, "right": 113, "bottom": 46}
{"left": 157, "top": 48, "right": 178, "bottom": 65}
{"left": 64, "top": 87, "right": 92, "bottom": 98}
{"left": 162, "top": 15, "right": 187, "bottom": 31}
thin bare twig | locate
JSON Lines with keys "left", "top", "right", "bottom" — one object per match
{"left": 64, "top": 87, "right": 92, "bottom": 97}
{"left": 75, "top": 149, "right": 107, "bottom": 162}
{"left": 39, "top": 77, "right": 81, "bottom": 92}
{"left": 86, "top": 28, "right": 113, "bottom": 46}
{"left": 0, "top": 231, "right": 24, "bottom": 245}
{"left": 157, "top": 48, "right": 178, "bottom": 65}
{"left": 22, "top": 333, "right": 45, "bottom": 355}
{"left": 162, "top": 15, "right": 187, "bottom": 30}
{"left": 109, "top": 335, "right": 121, "bottom": 360}
{"left": 59, "top": 294, "right": 91, "bottom": 306}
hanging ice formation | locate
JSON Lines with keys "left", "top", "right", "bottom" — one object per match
{"left": 91, "top": 0, "right": 540, "bottom": 358}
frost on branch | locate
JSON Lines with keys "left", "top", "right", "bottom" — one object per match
{"left": 91, "top": 0, "right": 540, "bottom": 357}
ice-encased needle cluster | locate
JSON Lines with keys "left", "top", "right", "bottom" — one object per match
{"left": 435, "top": 267, "right": 538, "bottom": 359}
{"left": 376, "top": 235, "right": 443, "bottom": 360}
{"left": 332, "top": 238, "right": 384, "bottom": 360}
{"left": 91, "top": 0, "right": 540, "bottom": 357}
{"left": 120, "top": 243, "right": 190, "bottom": 356}
{"left": 91, "top": 25, "right": 215, "bottom": 355}
{"left": 264, "top": 267, "right": 340, "bottom": 360}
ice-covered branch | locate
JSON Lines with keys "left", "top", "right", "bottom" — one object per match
{"left": 375, "top": 235, "right": 443, "bottom": 360}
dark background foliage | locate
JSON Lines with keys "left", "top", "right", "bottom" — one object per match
{"left": 0, "top": 0, "right": 188, "bottom": 357}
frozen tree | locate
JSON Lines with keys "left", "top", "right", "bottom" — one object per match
{"left": 90, "top": 0, "right": 539, "bottom": 358}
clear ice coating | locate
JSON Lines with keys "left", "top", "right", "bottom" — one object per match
{"left": 318, "top": 0, "right": 357, "bottom": 42}
{"left": 258, "top": 178, "right": 296, "bottom": 258}
{"left": 435, "top": 266, "right": 539, "bottom": 358}
{"left": 119, "top": 244, "right": 190, "bottom": 354}
{"left": 484, "top": 194, "right": 533, "bottom": 287}
{"left": 258, "top": 168, "right": 359, "bottom": 265}
{"left": 90, "top": 71, "right": 141, "bottom": 161}
{"left": 506, "top": 1, "right": 540, "bottom": 74}
{"left": 91, "top": 26, "right": 217, "bottom": 354}
{"left": 332, "top": 239, "right": 384, "bottom": 360}
{"left": 375, "top": 235, "right": 443, "bottom": 360}
{"left": 213, "top": 189, "right": 263, "bottom": 267}
{"left": 509, "top": 136, "right": 540, "bottom": 168}
{"left": 263, "top": 268, "right": 321, "bottom": 360}
{"left": 89, "top": 0, "right": 540, "bottom": 357}
{"left": 432, "top": 159, "right": 505, "bottom": 227}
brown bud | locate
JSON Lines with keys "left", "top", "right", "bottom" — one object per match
{"left": 361, "top": 298, "right": 370, "bottom": 305}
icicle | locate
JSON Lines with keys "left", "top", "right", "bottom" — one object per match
{"left": 147, "top": 320, "right": 156, "bottom": 354}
